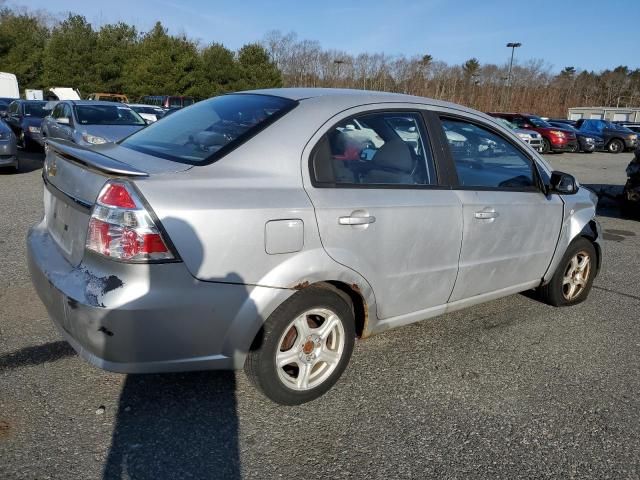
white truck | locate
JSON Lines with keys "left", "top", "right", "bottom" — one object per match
{"left": 0, "top": 72, "right": 20, "bottom": 99}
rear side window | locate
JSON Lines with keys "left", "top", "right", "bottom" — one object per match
{"left": 121, "top": 94, "right": 297, "bottom": 164}
{"left": 311, "top": 111, "right": 436, "bottom": 187}
{"left": 441, "top": 118, "right": 536, "bottom": 190}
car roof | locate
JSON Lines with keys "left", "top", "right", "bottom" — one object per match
{"left": 240, "top": 87, "right": 476, "bottom": 112}
{"left": 68, "top": 100, "right": 134, "bottom": 106}
{"left": 128, "top": 103, "right": 163, "bottom": 108}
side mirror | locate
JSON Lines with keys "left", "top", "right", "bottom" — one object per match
{"left": 548, "top": 171, "right": 578, "bottom": 195}
{"left": 57, "top": 117, "right": 70, "bottom": 125}
{"left": 0, "top": 111, "right": 6, "bottom": 118}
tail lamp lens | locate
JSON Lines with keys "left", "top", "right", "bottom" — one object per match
{"left": 86, "top": 181, "right": 175, "bottom": 262}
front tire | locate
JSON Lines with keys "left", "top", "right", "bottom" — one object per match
{"left": 539, "top": 238, "right": 597, "bottom": 307}
{"left": 607, "top": 138, "right": 624, "bottom": 154}
{"left": 245, "top": 286, "right": 355, "bottom": 405}
{"left": 542, "top": 138, "right": 552, "bottom": 154}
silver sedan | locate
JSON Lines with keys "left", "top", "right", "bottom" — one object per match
{"left": 27, "top": 89, "right": 602, "bottom": 404}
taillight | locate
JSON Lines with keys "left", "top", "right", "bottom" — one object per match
{"left": 86, "top": 181, "right": 176, "bottom": 262}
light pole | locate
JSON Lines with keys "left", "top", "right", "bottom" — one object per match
{"left": 333, "top": 59, "right": 346, "bottom": 87}
{"left": 504, "top": 42, "right": 521, "bottom": 109}
{"left": 506, "top": 42, "right": 521, "bottom": 87}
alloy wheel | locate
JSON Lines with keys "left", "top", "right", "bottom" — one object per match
{"left": 276, "top": 308, "right": 345, "bottom": 391}
{"left": 562, "top": 251, "right": 591, "bottom": 301}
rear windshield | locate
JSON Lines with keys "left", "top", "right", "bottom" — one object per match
{"left": 75, "top": 105, "right": 146, "bottom": 126}
{"left": 120, "top": 94, "right": 297, "bottom": 164}
{"left": 527, "top": 116, "right": 551, "bottom": 128}
{"left": 24, "top": 102, "right": 48, "bottom": 117}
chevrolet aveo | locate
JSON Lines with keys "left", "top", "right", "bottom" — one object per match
{"left": 28, "top": 89, "right": 602, "bottom": 405}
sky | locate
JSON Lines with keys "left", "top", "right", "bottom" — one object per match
{"left": 20, "top": 0, "right": 640, "bottom": 72}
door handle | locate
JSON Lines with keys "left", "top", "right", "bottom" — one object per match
{"left": 339, "top": 215, "right": 376, "bottom": 225}
{"left": 474, "top": 209, "right": 499, "bottom": 220}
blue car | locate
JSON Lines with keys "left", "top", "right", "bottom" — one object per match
{"left": 4, "top": 99, "right": 48, "bottom": 150}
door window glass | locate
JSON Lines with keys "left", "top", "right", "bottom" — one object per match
{"left": 441, "top": 118, "right": 536, "bottom": 189}
{"left": 51, "top": 104, "right": 63, "bottom": 119}
{"left": 311, "top": 111, "right": 435, "bottom": 186}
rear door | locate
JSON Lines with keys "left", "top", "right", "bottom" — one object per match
{"left": 434, "top": 113, "right": 563, "bottom": 301}
{"left": 303, "top": 107, "right": 463, "bottom": 320}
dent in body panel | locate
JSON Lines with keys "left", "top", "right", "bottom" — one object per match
{"left": 542, "top": 187, "right": 600, "bottom": 284}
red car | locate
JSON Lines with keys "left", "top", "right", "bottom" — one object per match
{"left": 488, "top": 112, "right": 578, "bottom": 153}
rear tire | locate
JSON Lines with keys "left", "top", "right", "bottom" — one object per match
{"left": 245, "top": 286, "right": 355, "bottom": 405}
{"left": 607, "top": 138, "right": 624, "bottom": 154}
{"left": 538, "top": 238, "right": 597, "bottom": 307}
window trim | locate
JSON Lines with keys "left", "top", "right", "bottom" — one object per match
{"left": 434, "top": 113, "right": 547, "bottom": 193}
{"left": 309, "top": 108, "right": 444, "bottom": 190}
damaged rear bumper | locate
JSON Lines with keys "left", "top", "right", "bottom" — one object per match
{"left": 27, "top": 221, "right": 272, "bottom": 373}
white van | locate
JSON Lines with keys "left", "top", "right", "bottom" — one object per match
{"left": 45, "top": 87, "right": 81, "bottom": 101}
{"left": 0, "top": 73, "right": 20, "bottom": 99}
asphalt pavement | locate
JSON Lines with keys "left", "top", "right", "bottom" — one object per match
{"left": 1, "top": 149, "right": 639, "bottom": 479}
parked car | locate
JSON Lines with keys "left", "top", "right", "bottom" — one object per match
{"left": 547, "top": 118, "right": 576, "bottom": 127}
{"left": 28, "top": 89, "right": 602, "bottom": 405}
{"left": 548, "top": 121, "right": 604, "bottom": 153}
{"left": 0, "top": 97, "right": 14, "bottom": 116}
{"left": 614, "top": 122, "right": 640, "bottom": 134}
{"left": 138, "top": 95, "right": 195, "bottom": 109}
{"left": 87, "top": 93, "right": 129, "bottom": 103}
{"left": 495, "top": 117, "right": 544, "bottom": 152}
{"left": 488, "top": 112, "right": 578, "bottom": 153}
{"left": 623, "top": 146, "right": 640, "bottom": 216}
{"left": 3, "top": 99, "right": 48, "bottom": 149}
{"left": 574, "top": 119, "right": 638, "bottom": 153}
{"left": 0, "top": 116, "right": 18, "bottom": 170}
{"left": 128, "top": 104, "right": 166, "bottom": 123}
{"left": 41, "top": 101, "right": 146, "bottom": 147}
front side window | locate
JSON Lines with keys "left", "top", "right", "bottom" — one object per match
{"left": 51, "top": 103, "right": 64, "bottom": 119}
{"left": 63, "top": 104, "right": 73, "bottom": 121}
{"left": 8, "top": 102, "right": 18, "bottom": 114}
{"left": 121, "top": 94, "right": 297, "bottom": 164}
{"left": 311, "top": 111, "right": 436, "bottom": 186}
{"left": 168, "top": 97, "right": 182, "bottom": 108}
{"left": 74, "top": 105, "right": 145, "bottom": 126}
{"left": 441, "top": 118, "right": 536, "bottom": 189}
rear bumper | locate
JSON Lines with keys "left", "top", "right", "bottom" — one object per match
{"left": 0, "top": 140, "right": 17, "bottom": 166}
{"left": 0, "top": 154, "right": 18, "bottom": 168}
{"left": 27, "top": 221, "right": 283, "bottom": 373}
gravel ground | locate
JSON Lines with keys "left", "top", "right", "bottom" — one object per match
{"left": 0, "top": 149, "right": 639, "bottom": 480}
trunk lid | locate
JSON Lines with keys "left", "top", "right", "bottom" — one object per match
{"left": 43, "top": 139, "right": 190, "bottom": 266}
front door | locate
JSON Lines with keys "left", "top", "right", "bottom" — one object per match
{"left": 303, "top": 109, "right": 463, "bottom": 320}
{"left": 436, "top": 115, "right": 563, "bottom": 302}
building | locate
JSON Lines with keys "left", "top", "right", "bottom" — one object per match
{"left": 567, "top": 107, "right": 640, "bottom": 122}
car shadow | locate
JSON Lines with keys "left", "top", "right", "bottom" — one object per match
{"left": 0, "top": 340, "right": 75, "bottom": 372}
{"left": 102, "top": 217, "right": 258, "bottom": 480}
{"left": 103, "top": 371, "right": 241, "bottom": 479}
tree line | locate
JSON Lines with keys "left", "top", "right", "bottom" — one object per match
{"left": 1, "top": 6, "right": 639, "bottom": 117}
{"left": 0, "top": 8, "right": 282, "bottom": 99}
{"left": 264, "top": 31, "right": 640, "bottom": 117}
